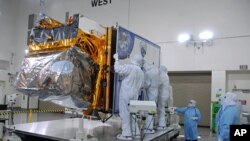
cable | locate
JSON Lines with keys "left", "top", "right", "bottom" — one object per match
{"left": 40, "top": 0, "right": 45, "bottom": 14}
{"left": 142, "top": 114, "right": 154, "bottom": 140}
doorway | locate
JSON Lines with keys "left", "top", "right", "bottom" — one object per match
{"left": 169, "top": 72, "right": 211, "bottom": 127}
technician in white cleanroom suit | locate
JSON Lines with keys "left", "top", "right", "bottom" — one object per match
{"left": 144, "top": 63, "right": 160, "bottom": 134}
{"left": 157, "top": 65, "right": 170, "bottom": 130}
{"left": 114, "top": 53, "right": 144, "bottom": 140}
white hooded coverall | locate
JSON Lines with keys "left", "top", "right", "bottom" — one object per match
{"left": 144, "top": 63, "right": 160, "bottom": 132}
{"left": 114, "top": 54, "right": 144, "bottom": 138}
{"left": 157, "top": 66, "right": 170, "bottom": 128}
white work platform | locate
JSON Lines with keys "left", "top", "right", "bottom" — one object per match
{"left": 6, "top": 118, "right": 175, "bottom": 141}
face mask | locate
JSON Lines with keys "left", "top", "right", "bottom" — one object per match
{"left": 188, "top": 102, "right": 194, "bottom": 107}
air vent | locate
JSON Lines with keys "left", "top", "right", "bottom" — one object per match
{"left": 239, "top": 65, "right": 248, "bottom": 70}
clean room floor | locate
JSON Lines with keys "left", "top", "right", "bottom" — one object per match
{"left": 176, "top": 126, "right": 216, "bottom": 141}
{"left": 5, "top": 113, "right": 216, "bottom": 141}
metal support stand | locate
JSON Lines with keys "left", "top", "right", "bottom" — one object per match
{"left": 138, "top": 114, "right": 146, "bottom": 141}
{"left": 242, "top": 112, "right": 250, "bottom": 124}
{"left": 130, "top": 112, "right": 148, "bottom": 141}
{"left": 3, "top": 94, "right": 22, "bottom": 141}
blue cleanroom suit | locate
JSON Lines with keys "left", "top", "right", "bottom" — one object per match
{"left": 216, "top": 92, "right": 240, "bottom": 141}
{"left": 175, "top": 100, "right": 201, "bottom": 141}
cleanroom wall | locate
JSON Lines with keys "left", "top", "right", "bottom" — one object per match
{"left": 1, "top": 0, "right": 249, "bottom": 125}
{"left": 0, "top": 0, "right": 22, "bottom": 106}
{"left": 128, "top": 0, "right": 250, "bottom": 71}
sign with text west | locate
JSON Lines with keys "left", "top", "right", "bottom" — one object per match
{"left": 91, "top": 0, "right": 112, "bottom": 7}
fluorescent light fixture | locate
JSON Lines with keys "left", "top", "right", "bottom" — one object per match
{"left": 199, "top": 31, "right": 213, "bottom": 40}
{"left": 178, "top": 33, "right": 191, "bottom": 43}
